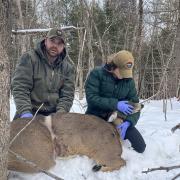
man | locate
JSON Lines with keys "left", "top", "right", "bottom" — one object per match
{"left": 85, "top": 50, "right": 146, "bottom": 153}
{"left": 12, "top": 28, "right": 75, "bottom": 119}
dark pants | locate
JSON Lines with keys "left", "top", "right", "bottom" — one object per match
{"left": 125, "top": 126, "right": 146, "bottom": 153}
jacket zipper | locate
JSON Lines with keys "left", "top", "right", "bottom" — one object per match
{"left": 48, "top": 68, "right": 55, "bottom": 102}
{"left": 52, "top": 69, "right": 54, "bottom": 79}
{"left": 51, "top": 68, "right": 55, "bottom": 88}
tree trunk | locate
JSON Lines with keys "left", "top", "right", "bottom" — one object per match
{"left": 0, "top": 0, "right": 11, "bottom": 179}
{"left": 76, "top": 28, "right": 86, "bottom": 99}
{"left": 174, "top": 0, "right": 180, "bottom": 97}
{"left": 132, "top": 0, "right": 143, "bottom": 93}
{"left": 81, "top": 0, "right": 94, "bottom": 74}
{"left": 83, "top": 0, "right": 105, "bottom": 63}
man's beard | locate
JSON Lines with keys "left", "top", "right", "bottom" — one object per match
{"left": 46, "top": 47, "right": 59, "bottom": 58}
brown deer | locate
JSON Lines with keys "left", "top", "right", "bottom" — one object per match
{"left": 8, "top": 113, "right": 125, "bottom": 173}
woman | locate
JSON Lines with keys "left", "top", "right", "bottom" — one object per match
{"left": 85, "top": 50, "right": 146, "bottom": 153}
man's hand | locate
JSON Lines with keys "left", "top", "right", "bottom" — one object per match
{"left": 117, "top": 101, "right": 134, "bottom": 115}
{"left": 20, "top": 113, "right": 33, "bottom": 118}
{"left": 116, "top": 121, "right": 131, "bottom": 140}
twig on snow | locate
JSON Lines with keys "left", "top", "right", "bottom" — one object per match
{"left": 172, "top": 172, "right": 180, "bottom": 180}
{"left": 171, "top": 123, "right": 180, "bottom": 133}
{"left": 142, "top": 165, "right": 180, "bottom": 173}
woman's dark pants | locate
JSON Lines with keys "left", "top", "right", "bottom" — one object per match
{"left": 125, "top": 126, "right": 146, "bottom": 153}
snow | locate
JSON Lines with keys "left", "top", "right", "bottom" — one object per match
{"left": 9, "top": 97, "right": 180, "bottom": 180}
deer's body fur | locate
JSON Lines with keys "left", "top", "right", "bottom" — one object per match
{"left": 8, "top": 113, "right": 125, "bottom": 173}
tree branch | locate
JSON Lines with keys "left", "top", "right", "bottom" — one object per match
{"left": 142, "top": 165, "right": 180, "bottom": 173}
{"left": 12, "top": 26, "right": 83, "bottom": 35}
{"left": 9, "top": 103, "right": 44, "bottom": 146}
{"left": 9, "top": 150, "right": 63, "bottom": 180}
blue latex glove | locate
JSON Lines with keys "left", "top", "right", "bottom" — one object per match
{"left": 20, "top": 113, "right": 33, "bottom": 118}
{"left": 116, "top": 121, "right": 131, "bottom": 140}
{"left": 117, "top": 101, "right": 134, "bottom": 115}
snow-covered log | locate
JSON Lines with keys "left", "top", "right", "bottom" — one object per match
{"left": 12, "top": 26, "right": 83, "bottom": 35}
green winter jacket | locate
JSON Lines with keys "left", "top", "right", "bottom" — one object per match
{"left": 85, "top": 67, "right": 140, "bottom": 126}
{"left": 12, "top": 39, "right": 75, "bottom": 115}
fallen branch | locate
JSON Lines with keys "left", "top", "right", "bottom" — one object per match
{"left": 142, "top": 165, "right": 180, "bottom": 173}
{"left": 9, "top": 150, "right": 63, "bottom": 180}
{"left": 12, "top": 26, "right": 84, "bottom": 35}
{"left": 9, "top": 103, "right": 44, "bottom": 146}
{"left": 142, "top": 165, "right": 180, "bottom": 180}
{"left": 171, "top": 123, "right": 180, "bottom": 133}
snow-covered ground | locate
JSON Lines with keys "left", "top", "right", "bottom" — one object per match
{"left": 9, "top": 97, "right": 180, "bottom": 180}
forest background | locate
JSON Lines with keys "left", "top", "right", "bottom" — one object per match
{"left": 9, "top": 0, "right": 180, "bottom": 99}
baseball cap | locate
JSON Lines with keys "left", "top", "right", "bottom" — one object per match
{"left": 46, "top": 28, "right": 65, "bottom": 44}
{"left": 107, "top": 50, "right": 134, "bottom": 78}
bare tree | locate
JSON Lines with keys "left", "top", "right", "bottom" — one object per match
{"left": 0, "top": 0, "right": 12, "bottom": 179}
{"left": 131, "top": 0, "right": 143, "bottom": 90}
{"left": 174, "top": 0, "right": 180, "bottom": 97}
{"left": 80, "top": 0, "right": 95, "bottom": 74}
{"left": 76, "top": 28, "right": 86, "bottom": 99}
